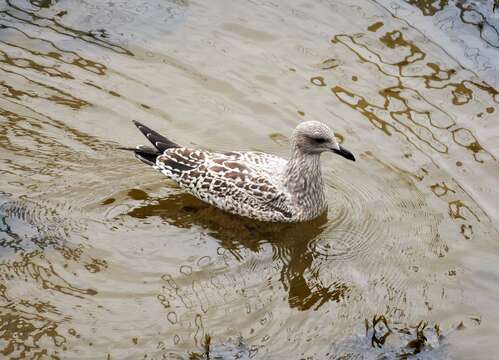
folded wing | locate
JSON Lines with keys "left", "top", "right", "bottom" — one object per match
{"left": 156, "top": 148, "right": 292, "bottom": 220}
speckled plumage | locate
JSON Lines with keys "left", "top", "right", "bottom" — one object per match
{"left": 124, "top": 120, "right": 355, "bottom": 222}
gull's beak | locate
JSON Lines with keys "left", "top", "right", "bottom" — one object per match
{"left": 332, "top": 145, "right": 356, "bottom": 161}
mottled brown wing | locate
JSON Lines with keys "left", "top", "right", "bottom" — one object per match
{"left": 156, "top": 149, "right": 292, "bottom": 219}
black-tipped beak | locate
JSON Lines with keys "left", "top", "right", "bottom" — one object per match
{"left": 332, "top": 145, "right": 356, "bottom": 161}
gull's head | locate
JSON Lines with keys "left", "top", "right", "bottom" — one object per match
{"left": 291, "top": 121, "right": 355, "bottom": 161}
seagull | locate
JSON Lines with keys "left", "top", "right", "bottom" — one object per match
{"left": 122, "top": 120, "right": 355, "bottom": 222}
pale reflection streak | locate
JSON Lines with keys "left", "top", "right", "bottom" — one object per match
{"left": 2, "top": 0, "right": 133, "bottom": 56}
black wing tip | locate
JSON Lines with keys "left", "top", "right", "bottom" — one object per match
{"left": 131, "top": 120, "right": 180, "bottom": 152}
{"left": 135, "top": 153, "right": 156, "bottom": 166}
{"left": 132, "top": 120, "right": 153, "bottom": 136}
{"left": 132, "top": 120, "right": 143, "bottom": 128}
{"left": 118, "top": 145, "right": 160, "bottom": 166}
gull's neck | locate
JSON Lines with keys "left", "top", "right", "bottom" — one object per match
{"left": 284, "top": 147, "right": 326, "bottom": 220}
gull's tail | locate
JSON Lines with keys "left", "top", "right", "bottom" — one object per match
{"left": 119, "top": 121, "right": 180, "bottom": 166}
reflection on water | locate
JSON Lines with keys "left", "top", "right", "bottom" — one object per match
{"left": 1, "top": 0, "right": 499, "bottom": 358}
{"left": 127, "top": 192, "right": 348, "bottom": 311}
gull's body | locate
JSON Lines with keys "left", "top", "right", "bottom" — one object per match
{"left": 123, "top": 121, "right": 355, "bottom": 222}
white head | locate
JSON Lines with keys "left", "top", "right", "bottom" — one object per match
{"left": 290, "top": 121, "right": 355, "bottom": 161}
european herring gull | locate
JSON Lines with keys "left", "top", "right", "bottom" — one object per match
{"left": 122, "top": 121, "right": 355, "bottom": 222}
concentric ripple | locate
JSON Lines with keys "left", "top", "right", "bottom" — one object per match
{"left": 311, "top": 154, "right": 437, "bottom": 266}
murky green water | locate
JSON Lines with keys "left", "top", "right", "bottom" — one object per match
{"left": 1, "top": 0, "right": 498, "bottom": 359}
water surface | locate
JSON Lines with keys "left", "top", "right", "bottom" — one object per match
{"left": 1, "top": 0, "right": 499, "bottom": 359}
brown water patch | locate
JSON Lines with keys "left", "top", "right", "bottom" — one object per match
{"left": 368, "top": 21, "right": 384, "bottom": 32}
{"left": 406, "top": 0, "right": 449, "bottom": 16}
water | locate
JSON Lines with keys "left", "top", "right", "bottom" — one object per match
{"left": 0, "top": 0, "right": 498, "bottom": 359}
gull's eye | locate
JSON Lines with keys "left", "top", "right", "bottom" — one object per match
{"left": 312, "top": 137, "right": 327, "bottom": 144}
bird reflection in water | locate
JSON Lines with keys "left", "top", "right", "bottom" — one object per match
{"left": 126, "top": 190, "right": 349, "bottom": 311}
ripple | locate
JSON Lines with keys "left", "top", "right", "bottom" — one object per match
{"left": 0, "top": 191, "right": 84, "bottom": 254}
{"left": 314, "top": 154, "right": 434, "bottom": 266}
